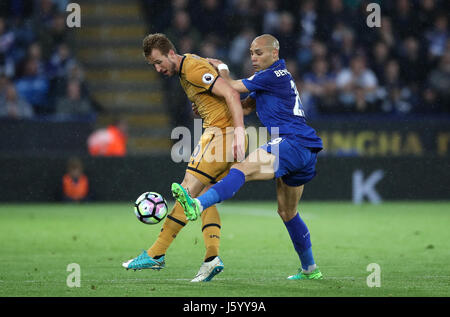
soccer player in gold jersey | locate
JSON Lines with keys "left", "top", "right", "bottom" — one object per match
{"left": 122, "top": 33, "right": 246, "bottom": 282}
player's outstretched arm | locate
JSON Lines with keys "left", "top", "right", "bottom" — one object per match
{"left": 211, "top": 77, "right": 244, "bottom": 128}
{"left": 211, "top": 77, "right": 246, "bottom": 161}
{"left": 207, "top": 58, "right": 249, "bottom": 94}
{"left": 241, "top": 96, "right": 256, "bottom": 115}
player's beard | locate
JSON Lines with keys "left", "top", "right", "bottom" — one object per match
{"left": 167, "top": 60, "right": 177, "bottom": 76}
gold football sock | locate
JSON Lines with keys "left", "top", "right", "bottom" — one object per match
{"left": 201, "top": 205, "right": 221, "bottom": 261}
{"left": 147, "top": 201, "right": 187, "bottom": 258}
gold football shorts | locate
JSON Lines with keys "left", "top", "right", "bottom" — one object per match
{"left": 186, "top": 127, "right": 247, "bottom": 185}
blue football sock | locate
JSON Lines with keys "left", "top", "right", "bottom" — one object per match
{"left": 284, "top": 212, "right": 315, "bottom": 271}
{"left": 197, "top": 168, "right": 246, "bottom": 210}
{"left": 196, "top": 188, "right": 220, "bottom": 211}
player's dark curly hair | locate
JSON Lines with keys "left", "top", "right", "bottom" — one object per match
{"left": 142, "top": 33, "right": 176, "bottom": 57}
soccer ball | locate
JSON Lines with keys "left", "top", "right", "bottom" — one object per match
{"left": 134, "top": 192, "right": 168, "bottom": 225}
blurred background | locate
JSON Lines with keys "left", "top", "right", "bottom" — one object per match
{"left": 0, "top": 0, "right": 449, "bottom": 203}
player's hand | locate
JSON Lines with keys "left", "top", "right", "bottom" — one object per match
{"left": 232, "top": 126, "right": 246, "bottom": 162}
{"left": 191, "top": 103, "right": 199, "bottom": 116}
{"left": 206, "top": 58, "right": 224, "bottom": 69}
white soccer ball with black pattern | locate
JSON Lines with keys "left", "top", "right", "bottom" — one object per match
{"left": 134, "top": 192, "right": 168, "bottom": 224}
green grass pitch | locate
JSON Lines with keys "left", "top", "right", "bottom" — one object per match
{"left": 0, "top": 201, "right": 449, "bottom": 297}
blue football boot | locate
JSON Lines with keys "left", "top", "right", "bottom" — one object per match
{"left": 122, "top": 250, "right": 165, "bottom": 271}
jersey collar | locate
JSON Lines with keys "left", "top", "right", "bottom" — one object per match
{"left": 178, "top": 55, "right": 187, "bottom": 77}
{"left": 269, "top": 59, "right": 285, "bottom": 70}
{"left": 255, "top": 59, "right": 285, "bottom": 75}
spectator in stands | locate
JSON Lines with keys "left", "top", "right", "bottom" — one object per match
{"left": 0, "top": 81, "right": 34, "bottom": 120}
{"left": 0, "top": 73, "right": 7, "bottom": 100}
{"left": 0, "top": 52, "right": 14, "bottom": 79}
{"left": 375, "top": 16, "right": 396, "bottom": 49}
{"left": 419, "top": 85, "right": 441, "bottom": 114}
{"left": 46, "top": 43, "right": 76, "bottom": 107}
{"left": 392, "top": 0, "right": 419, "bottom": 39}
{"left": 261, "top": 0, "right": 280, "bottom": 34}
{"left": 302, "top": 57, "right": 337, "bottom": 115}
{"left": 226, "top": 0, "right": 260, "bottom": 37}
{"left": 0, "top": 73, "right": 7, "bottom": 94}
{"left": 0, "top": 17, "right": 16, "bottom": 77}
{"left": 427, "top": 50, "right": 450, "bottom": 112}
{"left": 193, "top": 0, "right": 226, "bottom": 39}
{"left": 418, "top": 0, "right": 438, "bottom": 31}
{"left": 26, "top": 42, "right": 45, "bottom": 75}
{"left": 274, "top": 11, "right": 298, "bottom": 60}
{"left": 52, "top": 0, "right": 70, "bottom": 12}
{"left": 298, "top": 37, "right": 327, "bottom": 71}
{"left": 425, "top": 14, "right": 448, "bottom": 61}
{"left": 0, "top": 1, "right": 8, "bottom": 17}
{"left": 336, "top": 54, "right": 378, "bottom": 112}
{"left": 133, "top": 0, "right": 450, "bottom": 117}
{"left": 0, "top": 73, "right": 7, "bottom": 111}
{"left": 37, "top": 12, "right": 75, "bottom": 60}
{"left": 370, "top": 41, "right": 391, "bottom": 82}
{"left": 177, "top": 35, "right": 196, "bottom": 55}
{"left": 87, "top": 118, "right": 128, "bottom": 157}
{"left": 297, "top": 0, "right": 317, "bottom": 48}
{"left": 199, "top": 36, "right": 221, "bottom": 59}
{"left": 241, "top": 57, "right": 254, "bottom": 79}
{"left": 379, "top": 59, "right": 415, "bottom": 114}
{"left": 165, "top": 10, "right": 201, "bottom": 53}
{"left": 66, "top": 62, "right": 103, "bottom": 114}
{"left": 0, "top": 17, "right": 15, "bottom": 59}
{"left": 14, "top": 57, "right": 50, "bottom": 114}
{"left": 47, "top": 43, "right": 76, "bottom": 80}
{"left": 331, "top": 23, "right": 357, "bottom": 68}
{"left": 228, "top": 27, "right": 256, "bottom": 74}
{"left": 310, "top": 39, "right": 328, "bottom": 62}
{"left": 351, "top": 0, "right": 379, "bottom": 49}
{"left": 316, "top": 0, "right": 353, "bottom": 43}
{"left": 398, "top": 36, "right": 428, "bottom": 94}
{"left": 140, "top": 0, "right": 172, "bottom": 33}
{"left": 32, "top": 0, "right": 57, "bottom": 30}
{"left": 171, "top": 0, "right": 191, "bottom": 16}
{"left": 6, "top": 13, "right": 35, "bottom": 65}
{"left": 62, "top": 62, "right": 87, "bottom": 94}
{"left": 62, "top": 157, "right": 89, "bottom": 202}
{"left": 55, "top": 79, "right": 94, "bottom": 118}
{"left": 285, "top": 58, "right": 299, "bottom": 81}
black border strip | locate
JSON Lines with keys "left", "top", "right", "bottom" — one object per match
{"left": 202, "top": 223, "right": 221, "bottom": 232}
{"left": 186, "top": 166, "right": 216, "bottom": 183}
{"left": 167, "top": 215, "right": 186, "bottom": 227}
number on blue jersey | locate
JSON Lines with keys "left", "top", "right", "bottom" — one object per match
{"left": 290, "top": 80, "right": 305, "bottom": 117}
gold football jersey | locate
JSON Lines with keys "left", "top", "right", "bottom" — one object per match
{"left": 179, "top": 54, "right": 233, "bottom": 129}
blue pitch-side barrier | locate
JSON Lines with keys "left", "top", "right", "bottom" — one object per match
{"left": 0, "top": 117, "right": 449, "bottom": 202}
{"left": 0, "top": 156, "right": 449, "bottom": 202}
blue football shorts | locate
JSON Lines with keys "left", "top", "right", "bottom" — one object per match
{"left": 260, "top": 136, "right": 319, "bottom": 187}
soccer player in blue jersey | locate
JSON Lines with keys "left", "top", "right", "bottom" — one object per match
{"left": 172, "top": 34, "right": 323, "bottom": 280}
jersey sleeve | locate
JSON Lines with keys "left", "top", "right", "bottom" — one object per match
{"left": 241, "top": 70, "right": 274, "bottom": 93}
{"left": 184, "top": 61, "right": 219, "bottom": 92}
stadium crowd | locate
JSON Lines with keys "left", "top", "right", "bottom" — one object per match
{"left": 142, "top": 0, "right": 450, "bottom": 119}
{"left": 0, "top": 0, "right": 97, "bottom": 121}
{"left": 1, "top": 0, "right": 449, "bottom": 122}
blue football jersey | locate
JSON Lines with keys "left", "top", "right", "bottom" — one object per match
{"left": 242, "top": 59, "right": 323, "bottom": 150}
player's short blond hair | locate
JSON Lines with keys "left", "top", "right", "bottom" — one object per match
{"left": 254, "top": 34, "right": 280, "bottom": 50}
{"left": 142, "top": 33, "right": 176, "bottom": 57}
